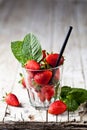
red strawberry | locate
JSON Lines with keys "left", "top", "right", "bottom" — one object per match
{"left": 48, "top": 100, "right": 67, "bottom": 115}
{"left": 46, "top": 53, "right": 64, "bottom": 67}
{"left": 19, "top": 73, "right": 26, "bottom": 88}
{"left": 5, "top": 93, "right": 20, "bottom": 107}
{"left": 27, "top": 72, "right": 35, "bottom": 88}
{"left": 25, "top": 60, "right": 40, "bottom": 70}
{"left": 54, "top": 68, "right": 60, "bottom": 81}
{"left": 34, "top": 70, "right": 52, "bottom": 85}
{"left": 37, "top": 92, "right": 45, "bottom": 102}
{"left": 21, "top": 78, "right": 26, "bottom": 88}
{"left": 41, "top": 85, "right": 55, "bottom": 101}
{"left": 59, "top": 56, "right": 64, "bottom": 66}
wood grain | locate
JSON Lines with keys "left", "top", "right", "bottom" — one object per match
{"left": 0, "top": 0, "right": 87, "bottom": 124}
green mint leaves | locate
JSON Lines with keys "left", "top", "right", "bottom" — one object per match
{"left": 11, "top": 33, "right": 43, "bottom": 66}
{"left": 22, "top": 34, "right": 43, "bottom": 62}
{"left": 60, "top": 86, "right": 87, "bottom": 111}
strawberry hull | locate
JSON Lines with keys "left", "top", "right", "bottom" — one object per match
{"left": 23, "top": 66, "right": 62, "bottom": 110}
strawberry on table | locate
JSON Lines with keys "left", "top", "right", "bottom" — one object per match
{"left": 48, "top": 100, "right": 67, "bottom": 115}
{"left": 25, "top": 60, "right": 40, "bottom": 70}
{"left": 34, "top": 70, "right": 52, "bottom": 85}
{"left": 5, "top": 93, "right": 20, "bottom": 107}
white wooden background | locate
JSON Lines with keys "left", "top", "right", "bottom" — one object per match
{"left": 0, "top": 0, "right": 87, "bottom": 123}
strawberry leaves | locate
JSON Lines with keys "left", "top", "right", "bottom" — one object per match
{"left": 11, "top": 33, "right": 43, "bottom": 66}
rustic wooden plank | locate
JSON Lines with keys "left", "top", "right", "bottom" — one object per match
{"left": 75, "top": 2, "right": 87, "bottom": 89}
{"left": 0, "top": 121, "right": 87, "bottom": 130}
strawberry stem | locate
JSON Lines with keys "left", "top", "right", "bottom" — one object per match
{"left": 19, "top": 73, "right": 23, "bottom": 77}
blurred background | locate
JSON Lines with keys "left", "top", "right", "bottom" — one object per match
{"left": 0, "top": 0, "right": 87, "bottom": 88}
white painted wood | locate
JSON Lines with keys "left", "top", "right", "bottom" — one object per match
{"left": 0, "top": 0, "right": 87, "bottom": 123}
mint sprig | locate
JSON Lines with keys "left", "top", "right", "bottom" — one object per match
{"left": 11, "top": 33, "right": 43, "bottom": 66}
{"left": 60, "top": 86, "right": 87, "bottom": 111}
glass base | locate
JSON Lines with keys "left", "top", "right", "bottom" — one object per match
{"left": 33, "top": 105, "right": 49, "bottom": 110}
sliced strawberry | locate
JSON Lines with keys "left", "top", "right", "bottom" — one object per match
{"left": 34, "top": 70, "right": 52, "bottom": 85}
{"left": 48, "top": 100, "right": 67, "bottom": 115}
{"left": 5, "top": 93, "right": 20, "bottom": 107}
{"left": 41, "top": 85, "right": 55, "bottom": 101}
{"left": 25, "top": 60, "right": 40, "bottom": 70}
{"left": 46, "top": 53, "right": 64, "bottom": 67}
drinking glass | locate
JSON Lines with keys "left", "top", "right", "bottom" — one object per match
{"left": 23, "top": 66, "right": 62, "bottom": 110}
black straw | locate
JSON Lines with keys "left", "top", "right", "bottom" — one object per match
{"left": 56, "top": 26, "right": 73, "bottom": 67}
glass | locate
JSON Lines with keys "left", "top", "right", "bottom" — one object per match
{"left": 23, "top": 66, "right": 62, "bottom": 110}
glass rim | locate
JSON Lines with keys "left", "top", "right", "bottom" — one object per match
{"left": 23, "top": 65, "right": 63, "bottom": 72}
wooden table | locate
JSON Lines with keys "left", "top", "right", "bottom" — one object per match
{"left": 0, "top": 0, "right": 87, "bottom": 129}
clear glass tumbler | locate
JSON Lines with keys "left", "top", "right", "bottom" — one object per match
{"left": 23, "top": 66, "right": 62, "bottom": 110}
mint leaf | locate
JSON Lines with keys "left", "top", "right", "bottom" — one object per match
{"left": 11, "top": 33, "right": 43, "bottom": 66}
{"left": 11, "top": 41, "right": 26, "bottom": 65}
{"left": 60, "top": 86, "right": 72, "bottom": 100}
{"left": 64, "top": 95, "right": 79, "bottom": 111}
{"left": 68, "top": 88, "right": 87, "bottom": 104}
{"left": 22, "top": 33, "right": 42, "bottom": 62}
{"left": 60, "top": 87, "right": 87, "bottom": 111}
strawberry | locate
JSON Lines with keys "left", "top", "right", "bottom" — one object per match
{"left": 19, "top": 73, "right": 26, "bottom": 88}
{"left": 25, "top": 60, "right": 40, "bottom": 70}
{"left": 27, "top": 71, "right": 35, "bottom": 88}
{"left": 46, "top": 53, "right": 64, "bottom": 67}
{"left": 5, "top": 93, "right": 20, "bottom": 107}
{"left": 37, "top": 92, "right": 45, "bottom": 102}
{"left": 21, "top": 78, "right": 26, "bottom": 88}
{"left": 54, "top": 68, "right": 60, "bottom": 81}
{"left": 58, "top": 56, "right": 64, "bottom": 66}
{"left": 34, "top": 70, "right": 52, "bottom": 85}
{"left": 41, "top": 85, "right": 55, "bottom": 101}
{"left": 48, "top": 100, "right": 67, "bottom": 115}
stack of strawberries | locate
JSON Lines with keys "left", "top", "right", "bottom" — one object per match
{"left": 24, "top": 51, "right": 64, "bottom": 102}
